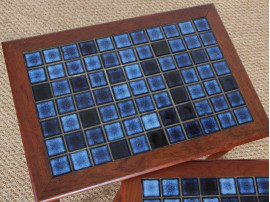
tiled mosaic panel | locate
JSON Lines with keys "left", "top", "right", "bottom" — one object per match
{"left": 24, "top": 18, "right": 253, "bottom": 177}
{"left": 142, "top": 177, "right": 269, "bottom": 202}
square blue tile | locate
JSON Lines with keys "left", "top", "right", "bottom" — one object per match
{"left": 109, "top": 139, "right": 130, "bottom": 160}
{"left": 194, "top": 99, "right": 213, "bottom": 116}
{"left": 70, "top": 150, "right": 91, "bottom": 171}
{"left": 130, "top": 30, "right": 148, "bottom": 45}
{"left": 104, "top": 122, "right": 124, "bottom": 141}
{"left": 164, "top": 199, "right": 180, "bottom": 202}
{"left": 147, "top": 75, "right": 166, "bottom": 92}
{"left": 47, "top": 64, "right": 66, "bottom": 80}
{"left": 101, "top": 52, "right": 120, "bottom": 68}
{"left": 182, "top": 178, "right": 199, "bottom": 195}
{"left": 158, "top": 56, "right": 176, "bottom": 71}
{"left": 217, "top": 112, "right": 236, "bottom": 129}
{"left": 45, "top": 137, "right": 66, "bottom": 156}
{"left": 163, "top": 24, "right": 180, "bottom": 38}
{"left": 66, "top": 59, "right": 84, "bottom": 75}
{"left": 184, "top": 35, "right": 201, "bottom": 49}
{"left": 79, "top": 109, "right": 100, "bottom": 128}
{"left": 153, "top": 91, "right": 172, "bottom": 108}
{"left": 200, "top": 116, "right": 220, "bottom": 134}
{"left": 89, "top": 71, "right": 107, "bottom": 88}
{"left": 129, "top": 79, "right": 148, "bottom": 96}
{"left": 200, "top": 32, "right": 217, "bottom": 46}
{"left": 181, "top": 68, "right": 199, "bottom": 84}
{"left": 187, "top": 83, "right": 205, "bottom": 100}
{"left": 183, "top": 199, "right": 200, "bottom": 202}
{"left": 170, "top": 86, "right": 189, "bottom": 104}
{"left": 61, "top": 44, "right": 79, "bottom": 60}
{"left": 36, "top": 100, "right": 56, "bottom": 119}
{"left": 28, "top": 67, "right": 47, "bottom": 84}
{"left": 233, "top": 107, "right": 252, "bottom": 124}
{"left": 99, "top": 104, "right": 118, "bottom": 122}
{"left": 65, "top": 131, "right": 86, "bottom": 151}
{"left": 200, "top": 178, "right": 218, "bottom": 195}
{"left": 210, "top": 95, "right": 229, "bottom": 112}
{"left": 50, "top": 156, "right": 71, "bottom": 176}
{"left": 117, "top": 100, "right": 137, "bottom": 118}
{"left": 213, "top": 61, "right": 231, "bottom": 76}
{"left": 135, "top": 45, "right": 153, "bottom": 60}
{"left": 123, "top": 117, "right": 143, "bottom": 136}
{"left": 203, "top": 198, "right": 219, "bottom": 202}
{"left": 226, "top": 91, "right": 245, "bottom": 107}
{"left": 141, "top": 112, "right": 161, "bottom": 130}
{"left": 93, "top": 87, "right": 113, "bottom": 104}
{"left": 91, "top": 145, "right": 112, "bottom": 165}
{"left": 129, "top": 135, "right": 150, "bottom": 154}
{"left": 168, "top": 38, "right": 186, "bottom": 53}
{"left": 112, "top": 83, "right": 131, "bottom": 100}
{"left": 74, "top": 92, "right": 94, "bottom": 109}
{"left": 206, "top": 46, "right": 223, "bottom": 60}
{"left": 40, "top": 118, "right": 61, "bottom": 138}
{"left": 146, "top": 27, "right": 164, "bottom": 41}
{"left": 60, "top": 113, "right": 80, "bottom": 132}
{"left": 142, "top": 179, "right": 160, "bottom": 197}
{"left": 221, "top": 198, "right": 238, "bottom": 202}
{"left": 96, "top": 37, "right": 114, "bottom": 52}
{"left": 79, "top": 40, "right": 97, "bottom": 56}
{"left": 256, "top": 177, "right": 269, "bottom": 194}
{"left": 135, "top": 95, "right": 155, "bottom": 113}
{"left": 43, "top": 48, "right": 61, "bottom": 63}
{"left": 166, "top": 125, "right": 186, "bottom": 143}
{"left": 197, "top": 64, "right": 214, "bottom": 80}
{"left": 240, "top": 197, "right": 257, "bottom": 202}
{"left": 124, "top": 63, "right": 143, "bottom": 80}
{"left": 164, "top": 71, "right": 183, "bottom": 87}
{"left": 194, "top": 18, "right": 210, "bottom": 32}
{"left": 70, "top": 75, "right": 89, "bottom": 92}
{"left": 56, "top": 96, "right": 75, "bottom": 114}
{"left": 84, "top": 55, "right": 102, "bottom": 71}
{"left": 237, "top": 178, "right": 255, "bottom": 194}
{"left": 107, "top": 67, "right": 125, "bottom": 84}
{"left": 178, "top": 21, "right": 195, "bottom": 35}
{"left": 113, "top": 33, "right": 131, "bottom": 48}
{"left": 203, "top": 79, "right": 222, "bottom": 95}
{"left": 184, "top": 121, "right": 203, "bottom": 139}
{"left": 118, "top": 48, "right": 137, "bottom": 64}
{"left": 177, "top": 103, "right": 196, "bottom": 121}
{"left": 219, "top": 75, "right": 238, "bottom": 92}
{"left": 141, "top": 59, "right": 160, "bottom": 76}
{"left": 85, "top": 127, "right": 105, "bottom": 146}
{"left": 51, "top": 79, "right": 71, "bottom": 96}
{"left": 24, "top": 52, "right": 43, "bottom": 68}
{"left": 219, "top": 178, "right": 237, "bottom": 195}
{"left": 162, "top": 179, "right": 180, "bottom": 196}
{"left": 174, "top": 53, "right": 192, "bottom": 68}
{"left": 191, "top": 49, "right": 208, "bottom": 64}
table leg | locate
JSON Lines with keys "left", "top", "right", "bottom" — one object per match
{"left": 113, "top": 185, "right": 122, "bottom": 202}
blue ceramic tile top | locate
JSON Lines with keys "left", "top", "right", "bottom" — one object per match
{"left": 256, "top": 177, "right": 269, "bottom": 194}
{"left": 142, "top": 179, "right": 160, "bottom": 197}
{"left": 26, "top": 17, "right": 252, "bottom": 177}
{"left": 203, "top": 198, "right": 219, "bottom": 202}
{"left": 45, "top": 137, "right": 66, "bottom": 156}
{"left": 219, "top": 178, "right": 237, "bottom": 195}
{"left": 221, "top": 197, "right": 239, "bottom": 202}
{"left": 162, "top": 179, "right": 180, "bottom": 196}
{"left": 182, "top": 178, "right": 199, "bottom": 196}
{"left": 237, "top": 178, "right": 255, "bottom": 194}
{"left": 164, "top": 199, "right": 180, "bottom": 202}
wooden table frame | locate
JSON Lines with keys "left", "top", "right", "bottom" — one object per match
{"left": 115, "top": 160, "right": 269, "bottom": 202}
{"left": 2, "top": 4, "right": 268, "bottom": 202}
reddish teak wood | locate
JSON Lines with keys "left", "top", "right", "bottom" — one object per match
{"left": 2, "top": 4, "right": 268, "bottom": 202}
{"left": 113, "top": 186, "right": 122, "bottom": 202}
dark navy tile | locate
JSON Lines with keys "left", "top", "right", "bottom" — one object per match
{"left": 24, "top": 52, "right": 43, "bottom": 68}
{"left": 146, "top": 27, "right": 164, "bottom": 41}
{"left": 159, "top": 108, "right": 179, "bottom": 126}
{"left": 109, "top": 139, "right": 131, "bottom": 160}
{"left": 194, "top": 18, "right": 210, "bottom": 31}
{"left": 237, "top": 177, "right": 255, "bottom": 194}
{"left": 107, "top": 67, "right": 125, "bottom": 84}
{"left": 113, "top": 33, "right": 131, "bottom": 48}
{"left": 147, "top": 75, "right": 165, "bottom": 92}
{"left": 60, "top": 113, "right": 80, "bottom": 132}
{"left": 197, "top": 64, "right": 214, "bottom": 80}
{"left": 135, "top": 95, "right": 155, "bottom": 113}
{"left": 136, "top": 45, "right": 153, "bottom": 60}
{"left": 226, "top": 91, "right": 245, "bottom": 107}
{"left": 164, "top": 70, "right": 183, "bottom": 87}
{"left": 184, "top": 121, "right": 203, "bottom": 139}
{"left": 101, "top": 52, "right": 120, "bottom": 68}
{"left": 43, "top": 48, "right": 61, "bottom": 63}
{"left": 168, "top": 38, "right": 186, "bottom": 53}
{"left": 79, "top": 109, "right": 100, "bottom": 128}
{"left": 70, "top": 75, "right": 89, "bottom": 92}
{"left": 177, "top": 103, "right": 196, "bottom": 121}
{"left": 233, "top": 107, "right": 252, "bottom": 124}
{"left": 50, "top": 156, "right": 71, "bottom": 176}
{"left": 200, "top": 32, "right": 217, "bottom": 46}
{"left": 158, "top": 56, "right": 176, "bottom": 72}
{"left": 256, "top": 177, "right": 269, "bottom": 194}
{"left": 240, "top": 197, "right": 257, "bottom": 202}
{"left": 166, "top": 125, "right": 186, "bottom": 143}
{"left": 151, "top": 41, "right": 170, "bottom": 57}
{"left": 187, "top": 83, "right": 205, "bottom": 100}
{"left": 142, "top": 179, "right": 160, "bottom": 197}
{"left": 129, "top": 135, "right": 150, "bottom": 154}
{"left": 99, "top": 104, "right": 118, "bottom": 122}
{"left": 163, "top": 24, "right": 180, "bottom": 38}
{"left": 96, "top": 37, "right": 114, "bottom": 52}
{"left": 36, "top": 101, "right": 56, "bottom": 119}
{"left": 79, "top": 40, "right": 97, "bottom": 56}
{"left": 203, "top": 79, "right": 222, "bottom": 95}
{"left": 119, "top": 48, "right": 137, "bottom": 64}
{"left": 84, "top": 55, "right": 102, "bottom": 71}
{"left": 104, "top": 122, "right": 124, "bottom": 141}
{"left": 66, "top": 59, "right": 84, "bottom": 75}
{"left": 219, "top": 75, "right": 238, "bottom": 92}
{"left": 124, "top": 64, "right": 143, "bottom": 80}
{"left": 130, "top": 30, "right": 148, "bottom": 45}
{"left": 141, "top": 59, "right": 160, "bottom": 76}
{"left": 141, "top": 112, "right": 161, "bottom": 130}
{"left": 56, "top": 96, "right": 75, "bottom": 114}
{"left": 162, "top": 179, "right": 180, "bottom": 196}
{"left": 170, "top": 86, "right": 189, "bottom": 104}
{"left": 200, "top": 116, "right": 220, "bottom": 134}
{"left": 174, "top": 53, "right": 192, "bottom": 68}
{"left": 217, "top": 112, "right": 236, "bottom": 129}
{"left": 40, "top": 118, "right": 61, "bottom": 138}
{"left": 93, "top": 87, "right": 113, "bottom": 104}
{"left": 200, "top": 178, "right": 218, "bottom": 195}
{"left": 32, "top": 83, "right": 52, "bottom": 101}
{"left": 213, "top": 61, "right": 231, "bottom": 76}
{"left": 181, "top": 68, "right": 199, "bottom": 84}
{"left": 91, "top": 145, "right": 112, "bottom": 165}
{"left": 221, "top": 197, "right": 239, "bottom": 202}
{"left": 27, "top": 68, "right": 46, "bottom": 84}
{"left": 74, "top": 92, "right": 94, "bottom": 109}
{"left": 206, "top": 46, "right": 223, "bottom": 60}
{"left": 85, "top": 127, "right": 105, "bottom": 146}
{"left": 210, "top": 95, "right": 229, "bottom": 112}
{"left": 191, "top": 49, "right": 208, "bottom": 64}
{"left": 65, "top": 131, "right": 86, "bottom": 151}
{"left": 129, "top": 79, "right": 148, "bottom": 96}
{"left": 194, "top": 99, "right": 213, "bottom": 117}
{"left": 70, "top": 150, "right": 91, "bottom": 171}
{"left": 184, "top": 35, "right": 201, "bottom": 49}
{"left": 117, "top": 100, "right": 137, "bottom": 118}
{"left": 147, "top": 129, "right": 168, "bottom": 149}
{"left": 89, "top": 71, "right": 107, "bottom": 88}
{"left": 153, "top": 91, "right": 172, "bottom": 108}
{"left": 45, "top": 137, "right": 66, "bottom": 156}
{"left": 112, "top": 83, "right": 131, "bottom": 100}
{"left": 181, "top": 178, "right": 199, "bottom": 195}
{"left": 51, "top": 79, "right": 71, "bottom": 97}
{"left": 178, "top": 21, "right": 195, "bottom": 35}
{"left": 259, "top": 196, "right": 269, "bottom": 202}
{"left": 123, "top": 117, "right": 143, "bottom": 136}
{"left": 47, "top": 64, "right": 66, "bottom": 80}
{"left": 61, "top": 44, "right": 79, "bottom": 60}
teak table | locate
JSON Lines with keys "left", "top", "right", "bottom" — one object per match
{"left": 2, "top": 4, "right": 268, "bottom": 202}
